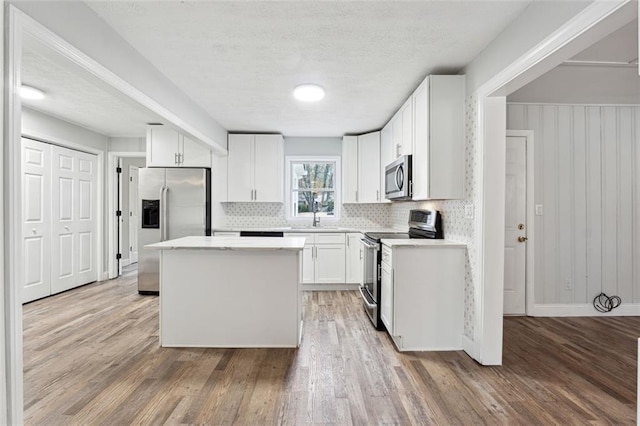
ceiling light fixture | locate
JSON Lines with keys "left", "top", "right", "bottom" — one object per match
{"left": 293, "top": 84, "right": 325, "bottom": 102}
{"left": 20, "top": 85, "right": 45, "bottom": 100}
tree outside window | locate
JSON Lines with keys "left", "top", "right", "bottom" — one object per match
{"left": 288, "top": 158, "right": 339, "bottom": 220}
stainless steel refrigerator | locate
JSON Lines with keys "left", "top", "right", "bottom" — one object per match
{"left": 137, "top": 168, "right": 211, "bottom": 294}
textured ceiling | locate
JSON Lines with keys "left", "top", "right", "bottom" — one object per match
{"left": 21, "top": 36, "right": 163, "bottom": 137}
{"left": 87, "top": 1, "right": 531, "bottom": 136}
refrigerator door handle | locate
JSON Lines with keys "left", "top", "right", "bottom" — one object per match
{"left": 161, "top": 185, "right": 169, "bottom": 241}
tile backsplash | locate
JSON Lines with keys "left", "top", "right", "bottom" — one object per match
{"left": 220, "top": 202, "right": 391, "bottom": 229}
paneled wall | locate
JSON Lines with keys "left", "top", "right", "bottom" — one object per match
{"left": 508, "top": 103, "right": 640, "bottom": 306}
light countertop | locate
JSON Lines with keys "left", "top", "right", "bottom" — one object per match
{"left": 146, "top": 236, "right": 306, "bottom": 250}
{"left": 381, "top": 239, "right": 467, "bottom": 248}
{"left": 213, "top": 227, "right": 402, "bottom": 234}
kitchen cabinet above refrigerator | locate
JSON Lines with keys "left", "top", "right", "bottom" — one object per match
{"left": 146, "top": 125, "right": 212, "bottom": 168}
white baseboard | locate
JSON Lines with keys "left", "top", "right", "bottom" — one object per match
{"left": 120, "top": 258, "right": 131, "bottom": 267}
{"left": 531, "top": 303, "right": 640, "bottom": 317}
{"left": 302, "top": 283, "right": 360, "bottom": 291}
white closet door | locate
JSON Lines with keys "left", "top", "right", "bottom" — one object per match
{"left": 75, "top": 150, "right": 98, "bottom": 285}
{"left": 21, "top": 138, "right": 52, "bottom": 303}
{"left": 51, "top": 145, "right": 77, "bottom": 293}
{"left": 51, "top": 145, "right": 98, "bottom": 294}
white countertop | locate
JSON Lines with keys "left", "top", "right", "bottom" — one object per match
{"left": 381, "top": 239, "right": 467, "bottom": 248}
{"left": 146, "top": 236, "right": 306, "bottom": 250}
{"left": 213, "top": 227, "right": 402, "bottom": 234}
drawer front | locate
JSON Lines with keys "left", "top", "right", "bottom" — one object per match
{"left": 381, "top": 245, "right": 392, "bottom": 265}
{"left": 314, "top": 233, "right": 346, "bottom": 245}
{"left": 284, "top": 232, "right": 315, "bottom": 245}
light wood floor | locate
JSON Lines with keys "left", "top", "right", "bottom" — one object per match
{"left": 24, "top": 265, "right": 637, "bottom": 424}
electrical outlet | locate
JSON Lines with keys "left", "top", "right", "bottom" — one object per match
{"left": 535, "top": 204, "right": 544, "bottom": 216}
{"left": 465, "top": 204, "right": 474, "bottom": 219}
{"left": 565, "top": 279, "right": 573, "bottom": 290}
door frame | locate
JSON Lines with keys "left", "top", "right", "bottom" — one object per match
{"left": 505, "top": 130, "right": 535, "bottom": 316}
{"left": 107, "top": 152, "right": 145, "bottom": 279}
{"left": 468, "top": 1, "right": 634, "bottom": 365}
{"left": 128, "top": 164, "right": 140, "bottom": 265}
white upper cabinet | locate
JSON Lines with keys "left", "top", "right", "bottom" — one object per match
{"left": 227, "top": 133, "right": 283, "bottom": 202}
{"left": 391, "top": 111, "right": 403, "bottom": 159}
{"left": 400, "top": 98, "right": 413, "bottom": 157}
{"left": 342, "top": 136, "right": 358, "bottom": 203}
{"left": 342, "top": 132, "right": 381, "bottom": 203}
{"left": 380, "top": 123, "right": 393, "bottom": 202}
{"left": 357, "top": 132, "right": 381, "bottom": 203}
{"left": 146, "top": 126, "right": 212, "bottom": 168}
{"left": 411, "top": 75, "right": 465, "bottom": 200}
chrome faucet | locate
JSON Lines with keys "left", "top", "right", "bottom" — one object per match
{"left": 312, "top": 194, "right": 320, "bottom": 227}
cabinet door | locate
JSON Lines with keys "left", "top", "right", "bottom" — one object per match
{"left": 357, "top": 132, "right": 381, "bottom": 203}
{"left": 345, "top": 233, "right": 363, "bottom": 284}
{"left": 342, "top": 136, "right": 358, "bottom": 203}
{"left": 181, "top": 136, "right": 211, "bottom": 167}
{"left": 227, "top": 134, "right": 254, "bottom": 202}
{"left": 411, "top": 80, "right": 429, "bottom": 200}
{"left": 391, "top": 112, "right": 402, "bottom": 159}
{"left": 147, "top": 126, "right": 180, "bottom": 167}
{"left": 254, "top": 135, "right": 283, "bottom": 202}
{"left": 302, "top": 245, "right": 315, "bottom": 283}
{"left": 314, "top": 244, "right": 346, "bottom": 283}
{"left": 400, "top": 98, "right": 413, "bottom": 156}
{"left": 380, "top": 260, "right": 393, "bottom": 333}
{"left": 380, "top": 123, "right": 393, "bottom": 201}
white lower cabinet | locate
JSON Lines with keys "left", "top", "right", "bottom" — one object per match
{"left": 285, "top": 232, "right": 346, "bottom": 285}
{"left": 383, "top": 243, "right": 465, "bottom": 351}
{"left": 345, "top": 233, "right": 363, "bottom": 284}
{"left": 380, "top": 260, "right": 393, "bottom": 332}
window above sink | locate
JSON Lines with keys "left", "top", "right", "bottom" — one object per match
{"left": 285, "top": 156, "right": 341, "bottom": 225}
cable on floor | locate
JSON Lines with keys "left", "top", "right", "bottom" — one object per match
{"left": 593, "top": 292, "right": 621, "bottom": 313}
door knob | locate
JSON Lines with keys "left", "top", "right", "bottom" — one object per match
{"left": 65, "top": 226, "right": 69, "bottom": 231}
{"left": 32, "top": 228, "right": 36, "bottom": 235}
{"left": 518, "top": 224, "right": 525, "bottom": 230}
{"left": 518, "top": 236, "right": 528, "bottom": 243}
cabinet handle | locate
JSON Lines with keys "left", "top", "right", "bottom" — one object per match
{"left": 359, "top": 248, "right": 363, "bottom": 260}
{"left": 254, "top": 189, "right": 257, "bottom": 201}
{"left": 174, "top": 153, "right": 178, "bottom": 165}
{"left": 179, "top": 153, "right": 183, "bottom": 165}
{"left": 376, "top": 190, "right": 379, "bottom": 201}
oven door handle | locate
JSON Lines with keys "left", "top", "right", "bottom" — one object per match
{"left": 360, "top": 239, "right": 379, "bottom": 249}
{"left": 358, "top": 286, "right": 378, "bottom": 310}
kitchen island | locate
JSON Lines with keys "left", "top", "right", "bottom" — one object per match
{"left": 146, "top": 236, "right": 306, "bottom": 348}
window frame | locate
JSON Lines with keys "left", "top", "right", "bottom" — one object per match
{"left": 285, "top": 156, "right": 341, "bottom": 224}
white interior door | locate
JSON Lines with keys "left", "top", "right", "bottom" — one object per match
{"left": 504, "top": 136, "right": 527, "bottom": 314}
{"left": 21, "top": 138, "right": 52, "bottom": 303}
{"left": 129, "top": 165, "right": 139, "bottom": 264}
{"left": 75, "top": 150, "right": 98, "bottom": 285}
{"left": 51, "top": 145, "right": 98, "bottom": 294}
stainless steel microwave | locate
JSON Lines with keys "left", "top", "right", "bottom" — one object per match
{"left": 385, "top": 155, "right": 412, "bottom": 200}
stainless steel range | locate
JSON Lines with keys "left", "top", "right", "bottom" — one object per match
{"left": 359, "top": 209, "right": 443, "bottom": 329}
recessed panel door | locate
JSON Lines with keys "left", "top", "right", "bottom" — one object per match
{"left": 76, "top": 150, "right": 98, "bottom": 285}
{"left": 21, "top": 138, "right": 52, "bottom": 303}
{"left": 51, "top": 145, "right": 77, "bottom": 294}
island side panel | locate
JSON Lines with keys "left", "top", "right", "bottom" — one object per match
{"left": 160, "top": 249, "right": 301, "bottom": 347}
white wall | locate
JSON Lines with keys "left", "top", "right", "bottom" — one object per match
{"left": 10, "top": 1, "right": 227, "bottom": 152}
{"left": 284, "top": 137, "right": 342, "bottom": 157}
{"left": 508, "top": 103, "right": 640, "bottom": 307}
{"left": 109, "top": 137, "right": 145, "bottom": 153}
